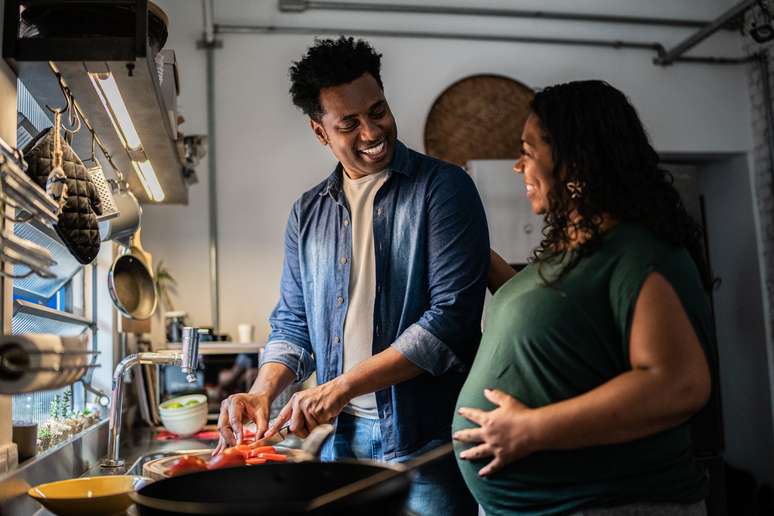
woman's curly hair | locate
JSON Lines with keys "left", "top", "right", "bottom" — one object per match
{"left": 289, "top": 36, "right": 383, "bottom": 121}
{"left": 529, "top": 80, "right": 713, "bottom": 291}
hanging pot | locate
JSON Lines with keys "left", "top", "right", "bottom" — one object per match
{"left": 99, "top": 187, "right": 142, "bottom": 245}
{"left": 108, "top": 230, "right": 157, "bottom": 320}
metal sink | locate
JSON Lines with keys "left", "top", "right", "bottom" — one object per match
{"left": 125, "top": 448, "right": 212, "bottom": 476}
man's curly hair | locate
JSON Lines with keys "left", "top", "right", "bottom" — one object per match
{"left": 289, "top": 36, "right": 383, "bottom": 121}
{"left": 529, "top": 80, "right": 713, "bottom": 291}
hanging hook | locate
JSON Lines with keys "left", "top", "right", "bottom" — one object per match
{"left": 46, "top": 78, "right": 70, "bottom": 114}
{"left": 45, "top": 73, "right": 71, "bottom": 115}
{"left": 87, "top": 128, "right": 98, "bottom": 164}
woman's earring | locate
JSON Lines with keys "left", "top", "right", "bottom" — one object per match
{"left": 566, "top": 181, "right": 585, "bottom": 200}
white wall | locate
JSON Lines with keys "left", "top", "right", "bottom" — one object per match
{"left": 142, "top": 0, "right": 754, "bottom": 345}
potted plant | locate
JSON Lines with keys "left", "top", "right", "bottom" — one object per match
{"left": 37, "top": 426, "right": 52, "bottom": 452}
{"left": 154, "top": 260, "right": 178, "bottom": 318}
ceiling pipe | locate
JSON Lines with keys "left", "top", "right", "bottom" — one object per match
{"left": 654, "top": 0, "right": 756, "bottom": 65}
{"left": 201, "top": 0, "right": 221, "bottom": 333}
{"left": 278, "top": 0, "right": 723, "bottom": 30}
{"left": 214, "top": 23, "right": 748, "bottom": 65}
{"left": 202, "top": 0, "right": 215, "bottom": 46}
{"left": 217, "top": 23, "right": 660, "bottom": 51}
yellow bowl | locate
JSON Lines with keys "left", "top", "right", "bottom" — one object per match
{"left": 27, "top": 475, "right": 151, "bottom": 516}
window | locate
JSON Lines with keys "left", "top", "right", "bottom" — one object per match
{"left": 9, "top": 80, "right": 98, "bottom": 428}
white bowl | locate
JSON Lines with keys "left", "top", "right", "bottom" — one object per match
{"left": 159, "top": 395, "right": 207, "bottom": 436}
{"left": 159, "top": 394, "right": 206, "bottom": 414}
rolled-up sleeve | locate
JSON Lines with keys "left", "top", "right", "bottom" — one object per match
{"left": 391, "top": 166, "right": 489, "bottom": 376}
{"left": 260, "top": 203, "right": 316, "bottom": 383}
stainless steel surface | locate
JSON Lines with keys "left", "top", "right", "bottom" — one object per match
{"left": 0, "top": 419, "right": 109, "bottom": 516}
{"left": 0, "top": 138, "right": 59, "bottom": 224}
{"left": 11, "top": 218, "right": 82, "bottom": 299}
{"left": 654, "top": 0, "right": 756, "bottom": 65}
{"left": 280, "top": 0, "right": 718, "bottom": 29}
{"left": 104, "top": 328, "right": 202, "bottom": 468}
{"left": 99, "top": 188, "right": 141, "bottom": 245}
{"left": 13, "top": 299, "right": 94, "bottom": 328}
{"left": 15, "top": 55, "right": 189, "bottom": 204}
{"left": 0, "top": 423, "right": 217, "bottom": 515}
{"left": 1, "top": 229, "right": 55, "bottom": 269}
{"left": 180, "top": 326, "right": 201, "bottom": 383}
{"left": 86, "top": 163, "right": 119, "bottom": 223}
{"left": 80, "top": 377, "right": 111, "bottom": 407}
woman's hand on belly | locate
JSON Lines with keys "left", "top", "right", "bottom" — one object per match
{"left": 453, "top": 388, "right": 540, "bottom": 476}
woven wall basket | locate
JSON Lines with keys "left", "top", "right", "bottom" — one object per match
{"left": 424, "top": 74, "right": 534, "bottom": 168}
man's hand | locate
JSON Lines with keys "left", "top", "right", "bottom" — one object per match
{"left": 265, "top": 379, "right": 351, "bottom": 438}
{"left": 453, "top": 388, "right": 540, "bottom": 476}
{"left": 213, "top": 392, "right": 271, "bottom": 456}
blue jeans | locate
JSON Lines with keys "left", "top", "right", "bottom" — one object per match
{"left": 321, "top": 412, "right": 478, "bottom": 516}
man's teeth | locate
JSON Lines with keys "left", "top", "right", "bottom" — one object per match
{"left": 361, "top": 141, "right": 385, "bottom": 156}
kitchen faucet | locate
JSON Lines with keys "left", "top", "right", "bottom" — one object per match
{"left": 102, "top": 327, "right": 201, "bottom": 468}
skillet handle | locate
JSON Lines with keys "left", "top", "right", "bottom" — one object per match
{"left": 305, "top": 442, "right": 454, "bottom": 512}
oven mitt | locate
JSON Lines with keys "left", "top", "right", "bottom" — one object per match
{"left": 22, "top": 127, "right": 103, "bottom": 264}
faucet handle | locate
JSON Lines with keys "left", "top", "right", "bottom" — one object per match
{"left": 180, "top": 327, "right": 202, "bottom": 383}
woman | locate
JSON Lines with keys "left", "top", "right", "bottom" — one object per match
{"left": 452, "top": 80, "right": 714, "bottom": 515}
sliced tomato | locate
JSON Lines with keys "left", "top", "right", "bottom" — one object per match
{"left": 247, "top": 446, "right": 276, "bottom": 458}
{"left": 221, "top": 446, "right": 248, "bottom": 458}
{"left": 255, "top": 452, "right": 287, "bottom": 463}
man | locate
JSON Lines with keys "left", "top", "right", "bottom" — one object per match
{"left": 216, "top": 37, "right": 488, "bottom": 515}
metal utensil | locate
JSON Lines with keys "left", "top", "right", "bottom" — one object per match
{"left": 86, "top": 164, "right": 119, "bottom": 222}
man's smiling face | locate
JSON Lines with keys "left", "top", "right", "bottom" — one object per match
{"left": 311, "top": 72, "right": 398, "bottom": 179}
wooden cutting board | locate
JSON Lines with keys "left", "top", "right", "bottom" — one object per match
{"left": 142, "top": 449, "right": 213, "bottom": 480}
{"left": 142, "top": 447, "right": 311, "bottom": 480}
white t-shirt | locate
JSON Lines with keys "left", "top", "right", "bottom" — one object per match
{"left": 341, "top": 169, "right": 390, "bottom": 419}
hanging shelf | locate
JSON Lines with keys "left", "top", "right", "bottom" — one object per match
{"left": 2, "top": 0, "right": 188, "bottom": 204}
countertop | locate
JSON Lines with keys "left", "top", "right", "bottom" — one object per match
{"left": 82, "top": 426, "right": 218, "bottom": 478}
{"left": 29, "top": 427, "right": 219, "bottom": 516}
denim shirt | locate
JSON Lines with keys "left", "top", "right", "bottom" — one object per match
{"left": 260, "top": 141, "right": 489, "bottom": 459}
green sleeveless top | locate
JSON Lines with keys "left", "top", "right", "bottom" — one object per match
{"left": 452, "top": 222, "right": 713, "bottom": 516}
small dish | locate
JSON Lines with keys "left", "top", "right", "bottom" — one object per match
{"left": 28, "top": 475, "right": 151, "bottom": 516}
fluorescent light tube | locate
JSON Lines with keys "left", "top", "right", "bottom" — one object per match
{"left": 132, "top": 160, "right": 166, "bottom": 202}
{"left": 88, "top": 73, "right": 142, "bottom": 150}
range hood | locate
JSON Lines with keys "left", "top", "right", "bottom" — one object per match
{"left": 2, "top": 0, "right": 190, "bottom": 204}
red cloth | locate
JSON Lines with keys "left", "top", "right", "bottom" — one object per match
{"left": 155, "top": 428, "right": 255, "bottom": 441}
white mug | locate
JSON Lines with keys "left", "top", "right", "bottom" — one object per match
{"left": 237, "top": 324, "right": 255, "bottom": 344}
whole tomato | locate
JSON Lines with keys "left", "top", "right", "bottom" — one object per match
{"left": 207, "top": 452, "right": 245, "bottom": 470}
{"left": 167, "top": 455, "right": 207, "bottom": 477}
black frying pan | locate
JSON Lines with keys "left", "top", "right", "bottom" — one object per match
{"left": 129, "top": 443, "right": 454, "bottom": 516}
{"left": 130, "top": 460, "right": 411, "bottom": 516}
